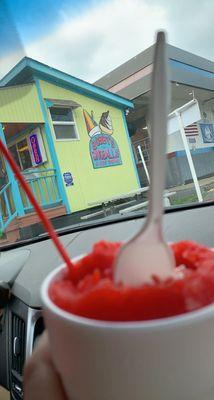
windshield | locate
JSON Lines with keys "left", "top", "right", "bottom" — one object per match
{"left": 0, "top": 0, "right": 214, "bottom": 248}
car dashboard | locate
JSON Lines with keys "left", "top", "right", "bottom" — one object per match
{"left": 0, "top": 203, "right": 214, "bottom": 399}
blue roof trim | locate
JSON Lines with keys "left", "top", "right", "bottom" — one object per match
{"left": 175, "top": 147, "right": 214, "bottom": 157}
{"left": 0, "top": 57, "right": 29, "bottom": 87}
{"left": 0, "top": 57, "right": 134, "bottom": 109}
{"left": 32, "top": 73, "right": 127, "bottom": 110}
{"left": 170, "top": 59, "right": 214, "bottom": 79}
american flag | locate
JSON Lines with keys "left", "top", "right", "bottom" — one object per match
{"left": 184, "top": 123, "right": 199, "bottom": 136}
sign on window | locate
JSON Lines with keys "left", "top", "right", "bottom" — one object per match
{"left": 28, "top": 128, "right": 47, "bottom": 166}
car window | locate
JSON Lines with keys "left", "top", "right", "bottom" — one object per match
{"left": 0, "top": 0, "right": 214, "bottom": 248}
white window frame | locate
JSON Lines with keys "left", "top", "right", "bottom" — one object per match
{"left": 50, "top": 105, "right": 80, "bottom": 142}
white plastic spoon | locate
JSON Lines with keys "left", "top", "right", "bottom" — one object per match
{"left": 114, "top": 31, "right": 175, "bottom": 286}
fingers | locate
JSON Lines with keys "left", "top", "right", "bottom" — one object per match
{"left": 24, "top": 331, "right": 67, "bottom": 400}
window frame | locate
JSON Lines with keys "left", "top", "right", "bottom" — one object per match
{"left": 49, "top": 105, "right": 80, "bottom": 142}
{"left": 9, "top": 138, "right": 33, "bottom": 171}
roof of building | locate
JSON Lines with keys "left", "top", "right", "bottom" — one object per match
{"left": 95, "top": 44, "right": 214, "bottom": 99}
{"left": 0, "top": 57, "right": 134, "bottom": 109}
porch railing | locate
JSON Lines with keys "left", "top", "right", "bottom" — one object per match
{"left": 0, "top": 182, "right": 17, "bottom": 232}
{"left": 19, "top": 168, "right": 62, "bottom": 212}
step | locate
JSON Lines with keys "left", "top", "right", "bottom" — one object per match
{"left": 1, "top": 205, "right": 67, "bottom": 245}
{"left": 17, "top": 205, "right": 67, "bottom": 228}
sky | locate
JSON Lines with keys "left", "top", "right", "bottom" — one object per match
{"left": 0, "top": 0, "right": 214, "bottom": 82}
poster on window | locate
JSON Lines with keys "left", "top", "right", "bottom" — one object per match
{"left": 200, "top": 123, "right": 214, "bottom": 143}
{"left": 83, "top": 109, "right": 122, "bottom": 168}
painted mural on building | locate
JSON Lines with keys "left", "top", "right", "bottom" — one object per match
{"left": 83, "top": 109, "right": 122, "bottom": 169}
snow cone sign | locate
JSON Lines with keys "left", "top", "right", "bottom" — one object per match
{"left": 29, "top": 134, "right": 42, "bottom": 164}
{"left": 83, "top": 109, "right": 122, "bottom": 168}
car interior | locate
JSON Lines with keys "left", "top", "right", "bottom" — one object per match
{"left": 1, "top": 201, "right": 214, "bottom": 399}
{"left": 1, "top": 1, "right": 214, "bottom": 399}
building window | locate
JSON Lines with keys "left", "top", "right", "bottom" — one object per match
{"left": 49, "top": 106, "right": 79, "bottom": 140}
{"left": 9, "top": 138, "right": 33, "bottom": 170}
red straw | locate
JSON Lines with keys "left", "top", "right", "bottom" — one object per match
{"left": 0, "top": 139, "right": 74, "bottom": 271}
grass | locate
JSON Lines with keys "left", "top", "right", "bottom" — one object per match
{"left": 170, "top": 194, "right": 198, "bottom": 206}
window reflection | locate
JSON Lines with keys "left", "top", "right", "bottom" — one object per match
{"left": 126, "top": 84, "right": 214, "bottom": 206}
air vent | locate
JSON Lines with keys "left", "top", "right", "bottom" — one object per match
{"left": 12, "top": 313, "right": 26, "bottom": 375}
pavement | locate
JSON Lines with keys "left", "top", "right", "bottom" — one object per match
{"left": 173, "top": 176, "right": 214, "bottom": 193}
{"left": 171, "top": 176, "right": 214, "bottom": 192}
{"left": 168, "top": 176, "right": 214, "bottom": 202}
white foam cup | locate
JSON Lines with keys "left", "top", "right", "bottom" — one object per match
{"left": 41, "top": 255, "right": 214, "bottom": 400}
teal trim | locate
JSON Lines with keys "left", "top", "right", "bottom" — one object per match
{"left": 1, "top": 213, "right": 17, "bottom": 231}
{"left": 43, "top": 177, "right": 50, "bottom": 202}
{"left": 3, "top": 189, "right": 11, "bottom": 217}
{"left": 23, "top": 168, "right": 55, "bottom": 174}
{"left": 45, "top": 100, "right": 54, "bottom": 108}
{"left": 22, "top": 169, "right": 62, "bottom": 211}
{"left": 33, "top": 74, "right": 127, "bottom": 110}
{"left": 37, "top": 178, "right": 46, "bottom": 204}
{"left": 0, "top": 57, "right": 134, "bottom": 110}
{"left": 0, "top": 184, "right": 17, "bottom": 231}
{"left": 122, "top": 111, "right": 141, "bottom": 188}
{"left": 0, "top": 57, "right": 28, "bottom": 87}
{"left": 29, "top": 180, "right": 36, "bottom": 198}
{"left": 34, "top": 73, "right": 129, "bottom": 110}
{"left": 0, "top": 123, "right": 25, "bottom": 217}
{"left": 35, "top": 80, "right": 71, "bottom": 213}
{"left": 52, "top": 174, "right": 61, "bottom": 202}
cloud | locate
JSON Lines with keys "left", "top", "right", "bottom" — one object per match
{"left": 0, "top": 0, "right": 26, "bottom": 80}
{"left": 161, "top": 0, "right": 214, "bottom": 60}
{"left": 1, "top": 0, "right": 214, "bottom": 83}
{"left": 0, "top": 49, "right": 25, "bottom": 80}
{"left": 24, "top": 0, "right": 169, "bottom": 82}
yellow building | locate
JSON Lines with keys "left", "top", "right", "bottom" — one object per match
{"left": 0, "top": 57, "right": 140, "bottom": 239}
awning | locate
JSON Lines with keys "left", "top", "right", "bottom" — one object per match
{"left": 45, "top": 98, "right": 81, "bottom": 109}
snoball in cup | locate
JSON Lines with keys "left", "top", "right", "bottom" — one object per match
{"left": 41, "top": 255, "right": 214, "bottom": 400}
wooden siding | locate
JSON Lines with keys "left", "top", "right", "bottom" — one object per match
{"left": 39, "top": 79, "right": 140, "bottom": 212}
{"left": 0, "top": 83, "right": 44, "bottom": 123}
